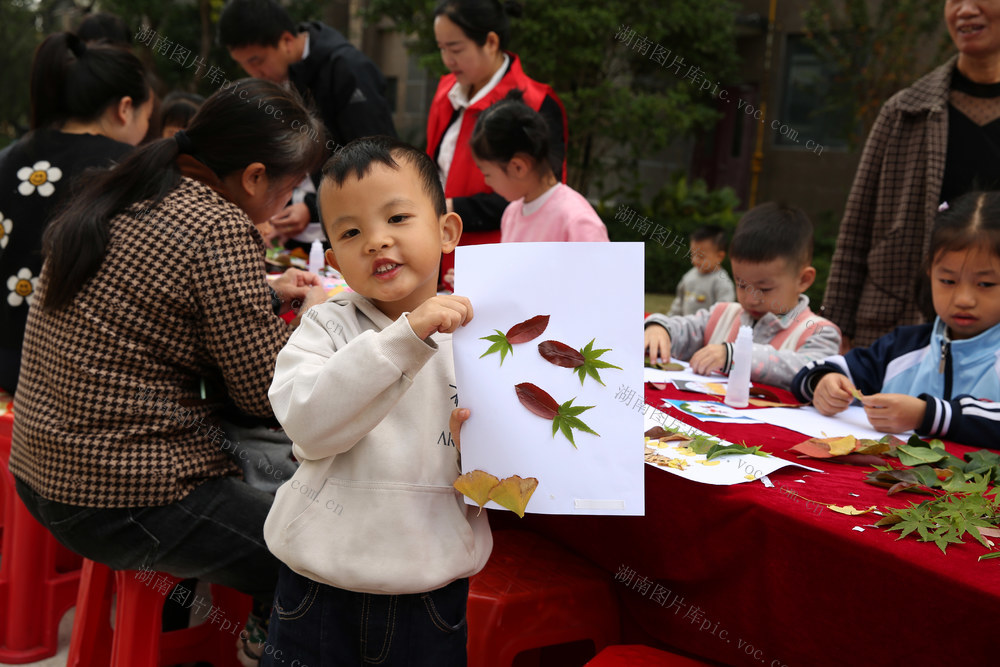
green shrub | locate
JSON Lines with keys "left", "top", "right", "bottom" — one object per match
{"left": 599, "top": 173, "right": 739, "bottom": 296}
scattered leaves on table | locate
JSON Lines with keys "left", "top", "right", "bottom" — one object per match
{"left": 866, "top": 436, "right": 1000, "bottom": 494}
{"left": 453, "top": 470, "right": 500, "bottom": 514}
{"left": 515, "top": 382, "right": 599, "bottom": 447}
{"left": 645, "top": 358, "right": 684, "bottom": 371}
{"left": 747, "top": 398, "right": 803, "bottom": 408}
{"left": 644, "top": 449, "right": 689, "bottom": 470}
{"left": 487, "top": 475, "right": 539, "bottom": 518}
{"left": 479, "top": 315, "right": 549, "bottom": 365}
{"left": 874, "top": 482, "right": 1000, "bottom": 554}
{"left": 827, "top": 504, "right": 877, "bottom": 516}
{"left": 453, "top": 471, "right": 538, "bottom": 517}
{"left": 790, "top": 434, "right": 899, "bottom": 464}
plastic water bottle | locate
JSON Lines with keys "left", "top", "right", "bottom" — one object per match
{"left": 724, "top": 326, "right": 753, "bottom": 408}
{"left": 308, "top": 239, "right": 324, "bottom": 275}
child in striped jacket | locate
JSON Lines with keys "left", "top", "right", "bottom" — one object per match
{"left": 644, "top": 202, "right": 841, "bottom": 389}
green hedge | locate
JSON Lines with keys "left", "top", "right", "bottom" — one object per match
{"left": 598, "top": 173, "right": 739, "bottom": 296}
{"left": 599, "top": 172, "right": 834, "bottom": 308}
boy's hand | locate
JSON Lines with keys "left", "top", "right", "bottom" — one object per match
{"left": 449, "top": 407, "right": 470, "bottom": 453}
{"left": 861, "top": 393, "right": 926, "bottom": 433}
{"left": 406, "top": 295, "right": 473, "bottom": 339}
{"left": 689, "top": 344, "right": 727, "bottom": 376}
{"left": 644, "top": 324, "right": 671, "bottom": 364}
{"left": 812, "top": 373, "right": 856, "bottom": 416}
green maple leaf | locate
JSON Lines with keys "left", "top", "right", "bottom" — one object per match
{"left": 479, "top": 330, "right": 513, "bottom": 365}
{"left": 574, "top": 339, "right": 623, "bottom": 386}
{"left": 550, "top": 398, "right": 599, "bottom": 448}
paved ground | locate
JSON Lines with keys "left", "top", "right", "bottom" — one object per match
{"left": 0, "top": 608, "right": 73, "bottom": 666}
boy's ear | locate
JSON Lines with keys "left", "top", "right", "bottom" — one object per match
{"left": 797, "top": 264, "right": 817, "bottom": 292}
{"left": 324, "top": 247, "right": 340, "bottom": 272}
{"left": 440, "top": 211, "right": 463, "bottom": 253}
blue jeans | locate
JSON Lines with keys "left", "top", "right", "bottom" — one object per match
{"left": 15, "top": 475, "right": 279, "bottom": 605}
{"left": 261, "top": 564, "right": 468, "bottom": 667}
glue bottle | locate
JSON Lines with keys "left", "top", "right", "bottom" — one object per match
{"left": 724, "top": 325, "right": 752, "bottom": 408}
{"left": 308, "top": 239, "right": 324, "bottom": 275}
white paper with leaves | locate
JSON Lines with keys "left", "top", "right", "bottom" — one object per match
{"left": 453, "top": 242, "right": 645, "bottom": 515}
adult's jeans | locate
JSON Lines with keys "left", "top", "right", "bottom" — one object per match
{"left": 15, "top": 474, "right": 279, "bottom": 605}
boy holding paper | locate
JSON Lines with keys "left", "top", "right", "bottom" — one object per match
{"left": 644, "top": 202, "right": 841, "bottom": 389}
{"left": 261, "top": 136, "right": 491, "bottom": 666}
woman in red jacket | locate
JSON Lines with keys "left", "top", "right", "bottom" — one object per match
{"left": 429, "top": 0, "right": 568, "bottom": 272}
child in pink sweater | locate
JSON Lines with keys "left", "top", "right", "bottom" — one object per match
{"left": 470, "top": 90, "right": 608, "bottom": 242}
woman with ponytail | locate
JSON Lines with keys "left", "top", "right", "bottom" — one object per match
{"left": 428, "top": 0, "right": 568, "bottom": 281}
{"left": 10, "top": 79, "right": 327, "bottom": 663}
{"left": 0, "top": 31, "right": 152, "bottom": 393}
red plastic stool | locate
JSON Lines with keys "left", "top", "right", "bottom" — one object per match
{"left": 0, "top": 410, "right": 83, "bottom": 664}
{"left": 68, "top": 559, "right": 253, "bottom": 667}
{"left": 586, "top": 644, "right": 715, "bottom": 666}
{"left": 467, "top": 529, "right": 621, "bottom": 666}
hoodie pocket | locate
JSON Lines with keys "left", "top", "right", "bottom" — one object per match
{"left": 278, "top": 477, "right": 479, "bottom": 594}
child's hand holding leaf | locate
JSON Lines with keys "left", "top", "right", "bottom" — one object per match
{"left": 812, "top": 373, "right": 857, "bottom": 416}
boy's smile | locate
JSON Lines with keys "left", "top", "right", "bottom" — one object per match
{"left": 321, "top": 161, "right": 461, "bottom": 321}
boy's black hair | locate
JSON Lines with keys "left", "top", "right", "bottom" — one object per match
{"left": 690, "top": 224, "right": 728, "bottom": 252}
{"left": 319, "top": 136, "right": 447, "bottom": 241}
{"left": 218, "top": 0, "right": 297, "bottom": 49}
{"left": 729, "top": 202, "right": 813, "bottom": 268}
{"left": 160, "top": 92, "right": 205, "bottom": 131}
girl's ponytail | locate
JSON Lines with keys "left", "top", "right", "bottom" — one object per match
{"left": 42, "top": 138, "right": 184, "bottom": 310}
{"left": 29, "top": 31, "right": 149, "bottom": 130}
{"left": 470, "top": 88, "right": 553, "bottom": 174}
{"left": 42, "top": 79, "right": 325, "bottom": 310}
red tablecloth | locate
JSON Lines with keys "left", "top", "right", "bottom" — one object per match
{"left": 490, "top": 383, "right": 1000, "bottom": 667}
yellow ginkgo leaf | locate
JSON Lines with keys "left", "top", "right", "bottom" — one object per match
{"left": 827, "top": 436, "right": 857, "bottom": 456}
{"left": 850, "top": 387, "right": 864, "bottom": 400}
{"left": 828, "top": 504, "right": 877, "bottom": 516}
{"left": 487, "top": 475, "right": 539, "bottom": 518}
{"left": 453, "top": 470, "right": 500, "bottom": 514}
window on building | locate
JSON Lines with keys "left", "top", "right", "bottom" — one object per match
{"left": 775, "top": 34, "right": 852, "bottom": 151}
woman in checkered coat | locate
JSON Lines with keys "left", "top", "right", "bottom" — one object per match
{"left": 823, "top": 2, "right": 1000, "bottom": 348}
{"left": 10, "top": 79, "right": 327, "bottom": 650}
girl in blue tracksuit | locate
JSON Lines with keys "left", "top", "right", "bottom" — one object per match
{"left": 793, "top": 191, "right": 1000, "bottom": 447}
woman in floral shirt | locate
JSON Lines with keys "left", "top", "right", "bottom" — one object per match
{"left": 0, "top": 31, "right": 152, "bottom": 393}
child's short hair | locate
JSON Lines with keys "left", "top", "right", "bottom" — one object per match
{"left": 470, "top": 89, "right": 553, "bottom": 173}
{"left": 161, "top": 92, "right": 204, "bottom": 131}
{"left": 218, "top": 0, "right": 297, "bottom": 49}
{"left": 319, "top": 136, "right": 447, "bottom": 238}
{"left": 729, "top": 202, "right": 813, "bottom": 267}
{"left": 928, "top": 191, "right": 1000, "bottom": 267}
{"left": 690, "top": 224, "right": 728, "bottom": 252}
